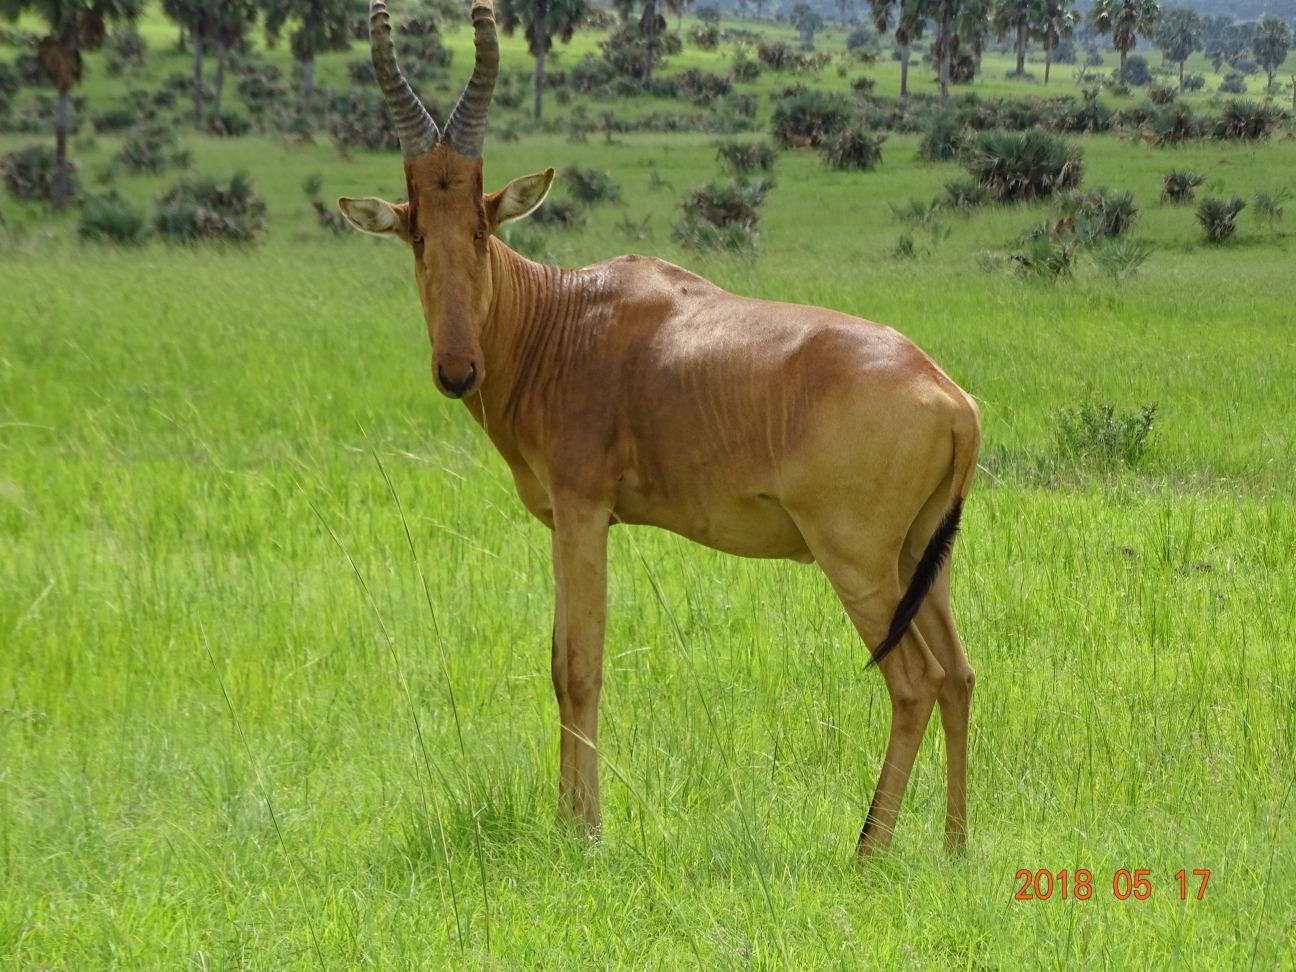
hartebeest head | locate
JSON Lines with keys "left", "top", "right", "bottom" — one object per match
{"left": 339, "top": 0, "right": 554, "bottom": 399}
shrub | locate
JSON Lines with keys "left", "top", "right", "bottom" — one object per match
{"left": 327, "top": 89, "right": 399, "bottom": 151}
{"left": 1195, "top": 195, "right": 1246, "bottom": 243}
{"left": 717, "top": 139, "right": 779, "bottom": 173}
{"left": 689, "top": 24, "right": 720, "bottom": 50}
{"left": 105, "top": 26, "right": 147, "bottom": 73}
{"left": 1182, "top": 74, "right": 1205, "bottom": 92}
{"left": 529, "top": 197, "right": 585, "bottom": 227}
{"left": 115, "top": 123, "right": 191, "bottom": 174}
{"left": 1148, "top": 84, "right": 1176, "bottom": 105}
{"left": 563, "top": 166, "right": 620, "bottom": 204}
{"left": 497, "top": 222, "right": 549, "bottom": 260}
{"left": 731, "top": 47, "right": 762, "bottom": 82}
{"left": 1053, "top": 39, "right": 1077, "bottom": 65}
{"left": 1212, "top": 99, "right": 1285, "bottom": 140}
{"left": 938, "top": 176, "right": 985, "bottom": 210}
{"left": 769, "top": 88, "right": 851, "bottom": 146}
{"left": 821, "top": 125, "right": 885, "bottom": 170}
{"left": 757, "top": 41, "right": 792, "bottom": 71}
{"left": 1049, "top": 88, "right": 1115, "bottom": 133}
{"left": 153, "top": 172, "right": 268, "bottom": 244}
{"left": 0, "top": 143, "right": 80, "bottom": 203}
{"left": 1013, "top": 231, "right": 1077, "bottom": 279}
{"left": 1055, "top": 186, "right": 1139, "bottom": 242}
{"left": 671, "top": 213, "right": 757, "bottom": 251}
{"left": 0, "top": 61, "right": 20, "bottom": 101}
{"left": 1093, "top": 237, "right": 1153, "bottom": 281}
{"left": 846, "top": 26, "right": 878, "bottom": 52}
{"left": 670, "top": 68, "right": 732, "bottom": 105}
{"left": 1253, "top": 187, "right": 1289, "bottom": 224}
{"left": 918, "top": 111, "right": 965, "bottom": 161}
{"left": 680, "top": 178, "right": 772, "bottom": 230}
{"left": 1218, "top": 73, "right": 1246, "bottom": 94}
{"left": 209, "top": 111, "right": 251, "bottom": 137}
{"left": 1144, "top": 103, "right": 1205, "bottom": 145}
{"left": 78, "top": 191, "right": 148, "bottom": 244}
{"left": 1160, "top": 170, "right": 1204, "bottom": 204}
{"left": 850, "top": 75, "right": 875, "bottom": 94}
{"left": 1055, "top": 398, "right": 1156, "bottom": 467}
{"left": 1118, "top": 55, "right": 1153, "bottom": 87}
{"left": 964, "top": 130, "right": 1083, "bottom": 203}
{"left": 92, "top": 106, "right": 138, "bottom": 133}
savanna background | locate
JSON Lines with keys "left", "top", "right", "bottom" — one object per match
{"left": 2, "top": 0, "right": 1295, "bottom": 967}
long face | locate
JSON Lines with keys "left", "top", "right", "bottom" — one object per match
{"left": 337, "top": 0, "right": 551, "bottom": 401}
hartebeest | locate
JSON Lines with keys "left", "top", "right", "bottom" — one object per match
{"left": 339, "top": 0, "right": 981, "bottom": 855}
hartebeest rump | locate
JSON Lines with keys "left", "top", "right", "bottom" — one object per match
{"left": 340, "top": 0, "right": 981, "bottom": 855}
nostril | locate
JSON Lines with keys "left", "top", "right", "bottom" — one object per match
{"left": 437, "top": 363, "right": 477, "bottom": 399}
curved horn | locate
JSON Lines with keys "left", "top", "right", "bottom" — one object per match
{"left": 370, "top": 0, "right": 439, "bottom": 162}
{"left": 443, "top": 0, "right": 499, "bottom": 158}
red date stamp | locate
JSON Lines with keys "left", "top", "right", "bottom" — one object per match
{"left": 1014, "top": 868, "right": 1210, "bottom": 901}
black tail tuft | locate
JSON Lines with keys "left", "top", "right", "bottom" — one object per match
{"left": 866, "top": 499, "right": 963, "bottom": 669}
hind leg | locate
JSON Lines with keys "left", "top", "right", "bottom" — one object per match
{"left": 803, "top": 533, "right": 946, "bottom": 856}
{"left": 912, "top": 561, "right": 974, "bottom": 852}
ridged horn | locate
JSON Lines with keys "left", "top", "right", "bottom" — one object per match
{"left": 443, "top": 0, "right": 499, "bottom": 158}
{"left": 370, "top": 0, "right": 439, "bottom": 162}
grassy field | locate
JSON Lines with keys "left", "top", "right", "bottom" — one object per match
{"left": 4, "top": 14, "right": 1296, "bottom": 968}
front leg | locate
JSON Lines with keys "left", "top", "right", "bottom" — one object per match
{"left": 550, "top": 499, "right": 610, "bottom": 830}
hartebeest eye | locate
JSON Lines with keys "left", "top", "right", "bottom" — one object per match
{"left": 411, "top": 232, "right": 423, "bottom": 244}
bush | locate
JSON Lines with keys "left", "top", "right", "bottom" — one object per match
{"left": 1055, "top": 186, "right": 1139, "bottom": 242}
{"left": 769, "top": 88, "right": 851, "bottom": 146}
{"left": 92, "top": 106, "right": 138, "bottom": 133}
{"left": 938, "top": 175, "right": 986, "bottom": 211}
{"left": 1049, "top": 88, "right": 1115, "bottom": 133}
{"left": 0, "top": 61, "right": 22, "bottom": 101}
{"left": 347, "top": 59, "right": 377, "bottom": 85}
{"left": 918, "top": 111, "right": 965, "bottom": 161}
{"left": 1093, "top": 238, "right": 1153, "bottom": 282}
{"left": 115, "top": 123, "right": 191, "bottom": 174}
{"left": 1053, "top": 39, "right": 1076, "bottom": 65}
{"left": 209, "top": 111, "right": 251, "bottom": 137}
{"left": 0, "top": 143, "right": 80, "bottom": 203}
{"left": 1182, "top": 73, "right": 1205, "bottom": 92}
{"left": 1012, "top": 231, "right": 1077, "bottom": 279}
{"left": 497, "top": 222, "right": 549, "bottom": 260}
{"left": 717, "top": 138, "right": 779, "bottom": 174}
{"left": 964, "top": 130, "right": 1084, "bottom": 203}
{"left": 1118, "top": 55, "right": 1153, "bottom": 87}
{"left": 1160, "top": 170, "right": 1204, "bottom": 204}
{"left": 821, "top": 125, "right": 885, "bottom": 170}
{"left": 563, "top": 166, "right": 620, "bottom": 204}
{"left": 757, "top": 41, "right": 792, "bottom": 71}
{"left": 671, "top": 213, "right": 758, "bottom": 251}
{"left": 1148, "top": 84, "right": 1176, "bottom": 105}
{"left": 235, "top": 59, "right": 290, "bottom": 117}
{"left": 731, "top": 47, "right": 762, "bottom": 83}
{"left": 78, "top": 191, "right": 148, "bottom": 244}
{"left": 1195, "top": 195, "right": 1245, "bottom": 243}
{"left": 670, "top": 68, "right": 732, "bottom": 105}
{"left": 680, "top": 178, "right": 772, "bottom": 230}
{"left": 529, "top": 197, "right": 585, "bottom": 227}
{"left": 850, "top": 75, "right": 875, "bottom": 94}
{"left": 1253, "top": 187, "right": 1289, "bottom": 224}
{"left": 1212, "top": 99, "right": 1285, "bottom": 140}
{"left": 1144, "top": 103, "right": 1206, "bottom": 145}
{"left": 105, "top": 26, "right": 147, "bottom": 74}
{"left": 327, "top": 89, "right": 399, "bottom": 151}
{"left": 1218, "top": 73, "right": 1246, "bottom": 94}
{"left": 1055, "top": 398, "right": 1156, "bottom": 467}
{"left": 153, "top": 171, "right": 268, "bottom": 244}
{"left": 688, "top": 24, "right": 719, "bottom": 50}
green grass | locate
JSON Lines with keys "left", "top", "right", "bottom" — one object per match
{"left": 4, "top": 49, "right": 1296, "bottom": 971}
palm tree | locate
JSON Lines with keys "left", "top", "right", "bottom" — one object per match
{"left": 867, "top": 0, "right": 923, "bottom": 98}
{"left": 0, "top": 0, "right": 143, "bottom": 210}
{"left": 956, "top": 0, "right": 993, "bottom": 73}
{"left": 209, "top": 0, "right": 257, "bottom": 118}
{"left": 1032, "top": 0, "right": 1077, "bottom": 85}
{"left": 498, "top": 0, "right": 588, "bottom": 119}
{"left": 1154, "top": 6, "right": 1200, "bottom": 93}
{"left": 993, "top": 0, "right": 1040, "bottom": 77}
{"left": 1088, "top": 0, "right": 1159, "bottom": 86}
{"left": 1251, "top": 16, "right": 1292, "bottom": 92}
{"left": 263, "top": 0, "right": 354, "bottom": 99}
{"left": 925, "top": 0, "right": 977, "bottom": 102}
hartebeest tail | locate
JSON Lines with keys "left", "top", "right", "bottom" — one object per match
{"left": 868, "top": 498, "right": 963, "bottom": 668}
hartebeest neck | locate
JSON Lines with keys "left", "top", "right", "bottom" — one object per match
{"left": 461, "top": 238, "right": 593, "bottom": 452}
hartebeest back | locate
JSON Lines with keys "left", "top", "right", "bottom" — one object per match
{"left": 340, "top": 0, "right": 981, "bottom": 855}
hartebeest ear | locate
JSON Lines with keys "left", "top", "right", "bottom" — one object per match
{"left": 485, "top": 168, "right": 555, "bottom": 231}
{"left": 337, "top": 197, "right": 410, "bottom": 241}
